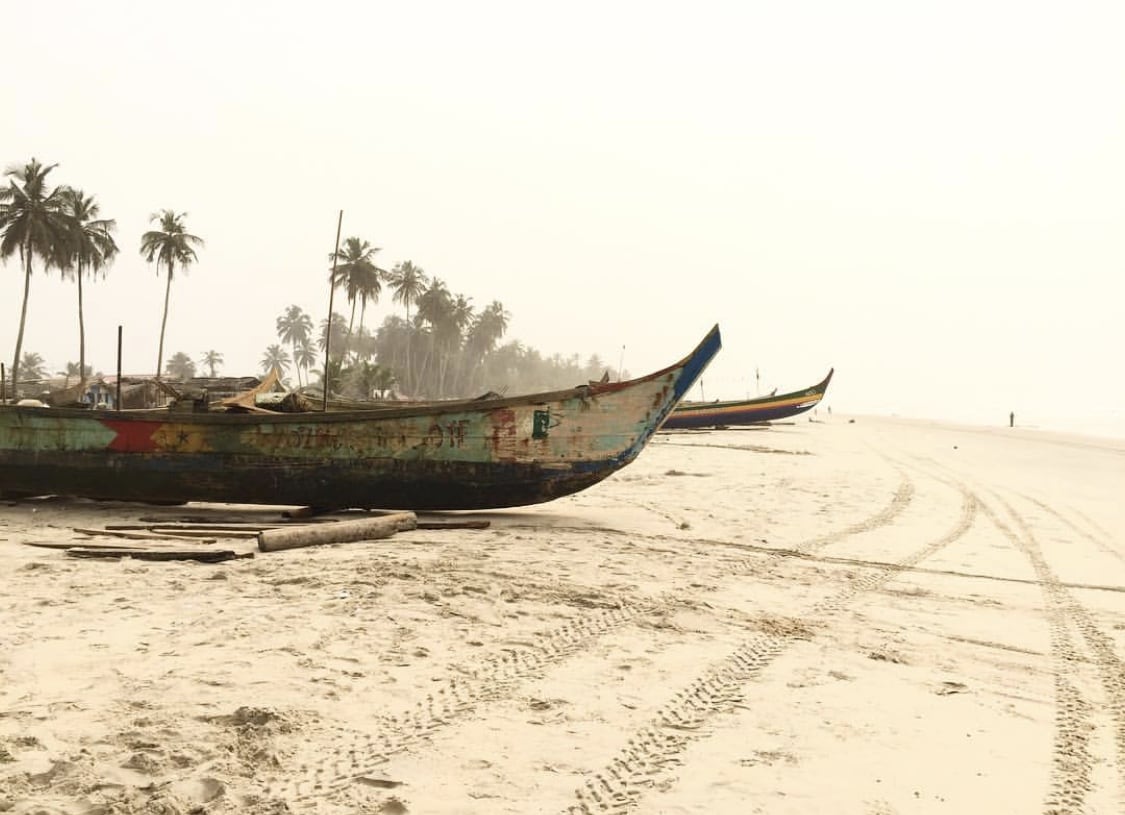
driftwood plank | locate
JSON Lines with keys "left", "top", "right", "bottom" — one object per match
{"left": 135, "top": 515, "right": 292, "bottom": 524}
{"left": 25, "top": 541, "right": 154, "bottom": 551}
{"left": 105, "top": 523, "right": 277, "bottom": 533}
{"left": 73, "top": 527, "right": 179, "bottom": 540}
{"left": 72, "top": 527, "right": 218, "bottom": 543}
{"left": 151, "top": 528, "right": 261, "bottom": 539}
{"left": 258, "top": 512, "right": 417, "bottom": 552}
{"left": 65, "top": 548, "right": 251, "bottom": 563}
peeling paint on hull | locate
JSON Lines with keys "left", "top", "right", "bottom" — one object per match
{"left": 0, "top": 326, "right": 721, "bottom": 509}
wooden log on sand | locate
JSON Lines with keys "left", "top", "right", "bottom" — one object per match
{"left": 257, "top": 512, "right": 417, "bottom": 552}
{"left": 416, "top": 520, "right": 491, "bottom": 530}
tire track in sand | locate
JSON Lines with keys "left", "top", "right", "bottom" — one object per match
{"left": 269, "top": 604, "right": 637, "bottom": 804}
{"left": 912, "top": 454, "right": 1117, "bottom": 812}
{"left": 604, "top": 471, "right": 913, "bottom": 569}
{"left": 564, "top": 482, "right": 970, "bottom": 814}
{"left": 1024, "top": 495, "right": 1125, "bottom": 566}
{"left": 797, "top": 474, "right": 914, "bottom": 556}
{"left": 268, "top": 476, "right": 917, "bottom": 810}
{"left": 986, "top": 495, "right": 1125, "bottom": 811}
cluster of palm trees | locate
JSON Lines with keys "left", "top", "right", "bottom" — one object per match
{"left": 2, "top": 155, "right": 622, "bottom": 403}
{"left": 121, "top": 347, "right": 219, "bottom": 382}
{"left": 0, "top": 157, "right": 201, "bottom": 393}
{"left": 257, "top": 246, "right": 519, "bottom": 399}
{"left": 263, "top": 266, "right": 616, "bottom": 401}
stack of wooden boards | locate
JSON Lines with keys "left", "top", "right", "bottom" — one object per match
{"left": 24, "top": 512, "right": 491, "bottom": 563}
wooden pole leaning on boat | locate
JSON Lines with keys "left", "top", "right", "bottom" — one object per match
{"left": 257, "top": 511, "right": 418, "bottom": 552}
{"left": 116, "top": 325, "right": 122, "bottom": 411}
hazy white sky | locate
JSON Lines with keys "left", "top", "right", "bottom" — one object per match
{"left": 3, "top": 1, "right": 1123, "bottom": 432}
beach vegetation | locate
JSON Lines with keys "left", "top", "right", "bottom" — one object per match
{"left": 164, "top": 351, "right": 196, "bottom": 380}
{"left": 329, "top": 237, "right": 384, "bottom": 360}
{"left": 0, "top": 158, "right": 71, "bottom": 388}
{"left": 57, "top": 188, "right": 118, "bottom": 388}
{"left": 275, "top": 305, "right": 313, "bottom": 388}
{"left": 139, "top": 210, "right": 203, "bottom": 380}
{"left": 260, "top": 343, "right": 292, "bottom": 384}
{"left": 18, "top": 352, "right": 47, "bottom": 382}
{"left": 200, "top": 349, "right": 224, "bottom": 378}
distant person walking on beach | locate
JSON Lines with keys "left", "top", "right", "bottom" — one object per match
{"left": 1009, "top": 411, "right": 1014, "bottom": 428}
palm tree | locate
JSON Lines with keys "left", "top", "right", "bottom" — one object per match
{"left": 58, "top": 188, "right": 118, "bottom": 387}
{"left": 294, "top": 338, "right": 318, "bottom": 390}
{"left": 0, "top": 158, "right": 71, "bottom": 388}
{"left": 139, "top": 210, "right": 203, "bottom": 379}
{"left": 413, "top": 277, "right": 452, "bottom": 394}
{"left": 350, "top": 326, "right": 376, "bottom": 362}
{"left": 199, "top": 349, "right": 223, "bottom": 378}
{"left": 440, "top": 293, "right": 474, "bottom": 394}
{"left": 60, "top": 363, "right": 78, "bottom": 388}
{"left": 59, "top": 361, "right": 94, "bottom": 388}
{"left": 388, "top": 260, "right": 428, "bottom": 322}
{"left": 468, "top": 300, "right": 510, "bottom": 356}
{"left": 275, "top": 305, "right": 313, "bottom": 388}
{"left": 414, "top": 277, "right": 451, "bottom": 329}
{"left": 373, "top": 315, "right": 413, "bottom": 392}
{"left": 487, "top": 340, "right": 528, "bottom": 391}
{"left": 329, "top": 237, "right": 383, "bottom": 357}
{"left": 318, "top": 312, "right": 349, "bottom": 358}
{"left": 19, "top": 352, "right": 48, "bottom": 382}
{"left": 387, "top": 260, "right": 428, "bottom": 385}
{"left": 164, "top": 351, "right": 196, "bottom": 381}
{"left": 260, "top": 344, "right": 291, "bottom": 384}
{"left": 464, "top": 301, "right": 511, "bottom": 392}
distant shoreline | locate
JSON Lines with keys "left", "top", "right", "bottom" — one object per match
{"left": 847, "top": 412, "right": 1125, "bottom": 448}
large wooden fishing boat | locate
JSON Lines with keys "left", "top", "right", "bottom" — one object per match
{"left": 660, "top": 368, "right": 832, "bottom": 430}
{"left": 0, "top": 326, "right": 721, "bottom": 510}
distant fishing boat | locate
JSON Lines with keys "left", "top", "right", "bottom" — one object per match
{"left": 0, "top": 326, "right": 721, "bottom": 510}
{"left": 660, "top": 368, "right": 833, "bottom": 430}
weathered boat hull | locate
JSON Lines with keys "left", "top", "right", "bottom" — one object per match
{"left": 0, "top": 326, "right": 721, "bottom": 510}
{"left": 660, "top": 368, "right": 832, "bottom": 430}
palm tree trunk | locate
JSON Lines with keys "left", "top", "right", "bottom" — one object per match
{"left": 345, "top": 300, "right": 357, "bottom": 361}
{"left": 418, "top": 337, "right": 434, "bottom": 397}
{"left": 438, "top": 351, "right": 450, "bottom": 398}
{"left": 156, "top": 261, "right": 173, "bottom": 379}
{"left": 359, "top": 301, "right": 366, "bottom": 344}
{"left": 10, "top": 242, "right": 35, "bottom": 392}
{"left": 291, "top": 341, "right": 302, "bottom": 388}
{"left": 77, "top": 260, "right": 87, "bottom": 388}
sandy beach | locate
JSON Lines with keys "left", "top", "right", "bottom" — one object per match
{"left": 1, "top": 415, "right": 1123, "bottom": 815}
